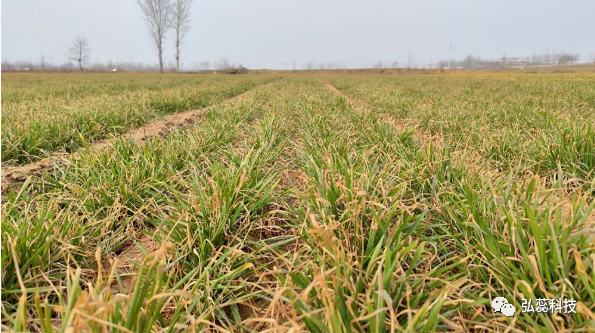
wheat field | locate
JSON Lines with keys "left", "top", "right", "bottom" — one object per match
{"left": 1, "top": 72, "right": 594, "bottom": 332}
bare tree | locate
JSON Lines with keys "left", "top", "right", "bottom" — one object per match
{"left": 216, "top": 57, "right": 230, "bottom": 70}
{"left": 39, "top": 53, "right": 47, "bottom": 71}
{"left": 201, "top": 60, "right": 211, "bottom": 70}
{"left": 67, "top": 35, "right": 91, "bottom": 72}
{"left": 557, "top": 53, "right": 579, "bottom": 66}
{"left": 137, "top": 0, "right": 172, "bottom": 73}
{"left": 172, "top": 0, "right": 193, "bottom": 73}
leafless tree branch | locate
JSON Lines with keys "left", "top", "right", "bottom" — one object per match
{"left": 137, "top": 0, "right": 172, "bottom": 73}
{"left": 172, "top": 0, "right": 193, "bottom": 73}
{"left": 67, "top": 35, "right": 91, "bottom": 72}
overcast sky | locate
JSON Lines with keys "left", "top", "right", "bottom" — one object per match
{"left": 2, "top": 0, "right": 595, "bottom": 69}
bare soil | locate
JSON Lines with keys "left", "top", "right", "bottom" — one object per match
{"left": 1, "top": 86, "right": 263, "bottom": 189}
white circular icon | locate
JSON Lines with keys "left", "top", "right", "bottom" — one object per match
{"left": 492, "top": 297, "right": 515, "bottom": 316}
{"left": 501, "top": 303, "right": 516, "bottom": 317}
{"left": 492, "top": 297, "right": 508, "bottom": 312}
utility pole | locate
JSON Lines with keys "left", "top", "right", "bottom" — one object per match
{"left": 448, "top": 44, "right": 452, "bottom": 69}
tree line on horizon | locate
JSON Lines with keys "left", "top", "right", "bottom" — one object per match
{"left": 3, "top": 50, "right": 595, "bottom": 73}
{"left": 436, "top": 52, "right": 587, "bottom": 70}
{"left": 4, "top": 0, "right": 194, "bottom": 74}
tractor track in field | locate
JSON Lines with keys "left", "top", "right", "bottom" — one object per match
{"left": 1, "top": 83, "right": 271, "bottom": 190}
{"left": 317, "top": 77, "right": 427, "bottom": 141}
{"left": 317, "top": 78, "right": 595, "bottom": 226}
{"left": 316, "top": 78, "right": 370, "bottom": 114}
{"left": 317, "top": 78, "right": 514, "bottom": 177}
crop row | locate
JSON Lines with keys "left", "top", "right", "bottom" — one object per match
{"left": 1, "top": 74, "right": 276, "bottom": 164}
{"left": 1, "top": 74, "right": 593, "bottom": 332}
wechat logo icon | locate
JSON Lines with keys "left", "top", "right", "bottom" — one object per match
{"left": 492, "top": 297, "right": 515, "bottom": 317}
